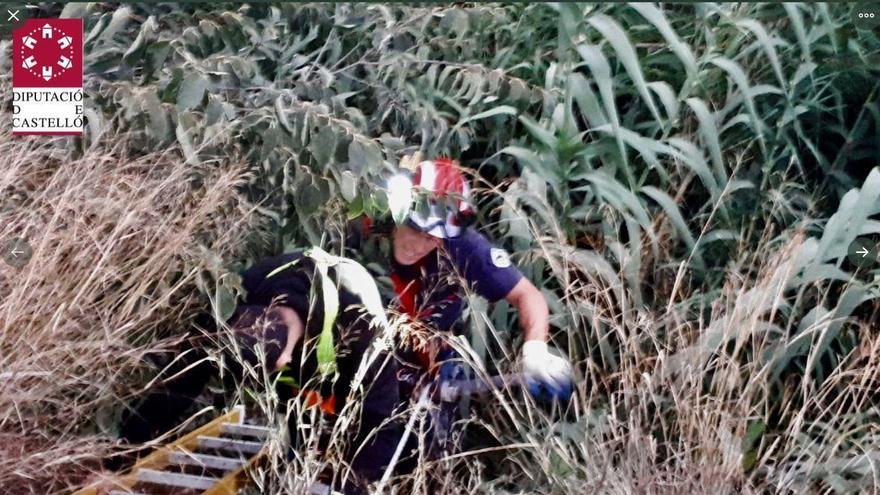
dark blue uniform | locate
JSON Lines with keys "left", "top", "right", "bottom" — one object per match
{"left": 390, "top": 229, "right": 523, "bottom": 331}
{"left": 388, "top": 229, "right": 523, "bottom": 401}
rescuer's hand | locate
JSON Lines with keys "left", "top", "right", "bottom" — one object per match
{"left": 521, "top": 340, "right": 573, "bottom": 402}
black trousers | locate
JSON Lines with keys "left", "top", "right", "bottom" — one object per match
{"left": 119, "top": 306, "right": 286, "bottom": 444}
{"left": 116, "top": 307, "right": 403, "bottom": 491}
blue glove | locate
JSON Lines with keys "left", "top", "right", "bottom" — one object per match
{"left": 437, "top": 348, "right": 468, "bottom": 382}
{"left": 521, "top": 340, "right": 574, "bottom": 402}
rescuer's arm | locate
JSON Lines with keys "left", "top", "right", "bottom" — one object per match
{"left": 505, "top": 277, "right": 573, "bottom": 402}
{"left": 505, "top": 277, "right": 550, "bottom": 343}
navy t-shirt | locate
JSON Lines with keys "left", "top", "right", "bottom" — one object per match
{"left": 390, "top": 229, "right": 523, "bottom": 332}
{"left": 445, "top": 229, "right": 523, "bottom": 302}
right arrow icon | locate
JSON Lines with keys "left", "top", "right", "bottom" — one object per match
{"left": 847, "top": 237, "right": 879, "bottom": 269}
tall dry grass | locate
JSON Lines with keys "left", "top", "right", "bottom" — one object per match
{"left": 2, "top": 2, "right": 878, "bottom": 493}
{"left": 0, "top": 127, "right": 256, "bottom": 493}
{"left": 0, "top": 140, "right": 876, "bottom": 494}
{"left": 218, "top": 229, "right": 879, "bottom": 495}
{"left": 0, "top": 161, "right": 865, "bottom": 495}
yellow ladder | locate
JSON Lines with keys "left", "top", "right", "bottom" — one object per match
{"left": 74, "top": 405, "right": 269, "bottom": 495}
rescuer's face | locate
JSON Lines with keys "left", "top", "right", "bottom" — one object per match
{"left": 393, "top": 224, "right": 442, "bottom": 265}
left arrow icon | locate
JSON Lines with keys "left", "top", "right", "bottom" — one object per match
{"left": 2, "top": 238, "right": 32, "bottom": 268}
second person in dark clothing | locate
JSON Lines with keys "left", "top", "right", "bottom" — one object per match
{"left": 118, "top": 249, "right": 401, "bottom": 493}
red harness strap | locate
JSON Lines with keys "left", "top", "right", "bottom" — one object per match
{"left": 390, "top": 269, "right": 435, "bottom": 372}
{"left": 290, "top": 386, "right": 338, "bottom": 415}
{"left": 390, "top": 272, "right": 421, "bottom": 317}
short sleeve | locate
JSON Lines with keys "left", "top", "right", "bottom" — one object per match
{"left": 444, "top": 230, "right": 523, "bottom": 302}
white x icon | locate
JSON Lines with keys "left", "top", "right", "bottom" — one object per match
{"left": 7, "top": 10, "right": 20, "bottom": 22}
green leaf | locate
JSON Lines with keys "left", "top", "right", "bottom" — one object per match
{"left": 441, "top": 8, "right": 470, "bottom": 36}
{"left": 501, "top": 146, "right": 561, "bottom": 187}
{"left": 177, "top": 73, "right": 209, "bottom": 111}
{"left": 685, "top": 98, "right": 727, "bottom": 187}
{"left": 275, "top": 374, "right": 299, "bottom": 387}
{"left": 517, "top": 115, "right": 557, "bottom": 149}
{"left": 647, "top": 81, "right": 679, "bottom": 123}
{"left": 386, "top": 174, "right": 412, "bottom": 225}
{"left": 741, "top": 420, "right": 766, "bottom": 472}
{"left": 100, "top": 6, "right": 132, "bottom": 43}
{"left": 299, "top": 176, "right": 330, "bottom": 215}
{"left": 591, "top": 123, "right": 672, "bottom": 181}
{"left": 736, "top": 19, "right": 787, "bottom": 89}
{"left": 123, "top": 16, "right": 157, "bottom": 65}
{"left": 309, "top": 253, "right": 339, "bottom": 377}
{"left": 266, "top": 259, "right": 301, "bottom": 279}
{"left": 817, "top": 168, "right": 880, "bottom": 262}
{"left": 710, "top": 57, "right": 767, "bottom": 156}
{"left": 83, "top": 107, "right": 104, "bottom": 150}
{"left": 142, "top": 90, "right": 168, "bottom": 142}
{"left": 622, "top": 217, "right": 644, "bottom": 306}
{"left": 783, "top": 3, "right": 811, "bottom": 62}
{"left": 769, "top": 305, "right": 830, "bottom": 381}
{"left": 641, "top": 186, "right": 697, "bottom": 252}
{"left": 698, "top": 230, "right": 740, "bottom": 246}
{"left": 175, "top": 120, "right": 199, "bottom": 165}
{"left": 205, "top": 96, "right": 232, "bottom": 127}
{"left": 568, "top": 73, "right": 607, "bottom": 128}
{"left": 60, "top": 3, "right": 90, "bottom": 18}
{"left": 507, "top": 78, "right": 531, "bottom": 103}
{"left": 576, "top": 44, "right": 630, "bottom": 185}
{"left": 588, "top": 14, "right": 663, "bottom": 128}
{"left": 806, "top": 286, "right": 873, "bottom": 380}
{"left": 347, "top": 193, "right": 365, "bottom": 219}
{"left": 629, "top": 3, "right": 698, "bottom": 80}
{"left": 215, "top": 281, "right": 239, "bottom": 322}
{"left": 667, "top": 137, "right": 721, "bottom": 201}
{"left": 573, "top": 171, "right": 654, "bottom": 233}
{"left": 456, "top": 105, "right": 517, "bottom": 127}
{"left": 334, "top": 259, "right": 390, "bottom": 331}
{"left": 348, "top": 137, "right": 384, "bottom": 176}
{"left": 339, "top": 171, "right": 358, "bottom": 202}
{"left": 309, "top": 126, "right": 337, "bottom": 168}
{"left": 144, "top": 41, "right": 172, "bottom": 79}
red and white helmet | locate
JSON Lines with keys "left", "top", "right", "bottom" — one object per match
{"left": 387, "top": 157, "right": 475, "bottom": 238}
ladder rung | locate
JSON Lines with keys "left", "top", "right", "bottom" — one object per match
{"left": 137, "top": 468, "right": 217, "bottom": 490}
{"left": 198, "top": 435, "right": 264, "bottom": 454}
{"left": 168, "top": 451, "right": 245, "bottom": 471}
{"left": 308, "top": 481, "right": 331, "bottom": 495}
{"left": 220, "top": 422, "right": 271, "bottom": 439}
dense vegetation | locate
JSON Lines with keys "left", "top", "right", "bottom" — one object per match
{"left": 1, "top": 2, "right": 879, "bottom": 493}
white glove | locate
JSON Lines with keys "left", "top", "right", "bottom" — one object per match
{"left": 521, "top": 340, "right": 574, "bottom": 401}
